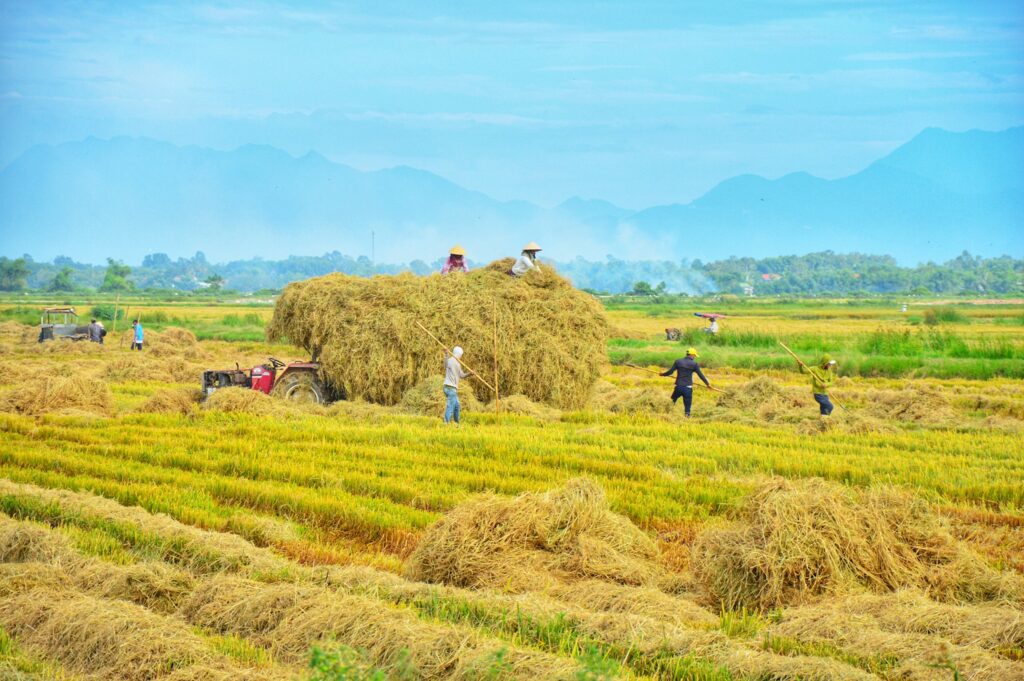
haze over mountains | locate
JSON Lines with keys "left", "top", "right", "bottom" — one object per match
{"left": 1, "top": 127, "right": 1021, "bottom": 265}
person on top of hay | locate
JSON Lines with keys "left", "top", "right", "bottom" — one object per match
{"left": 511, "top": 242, "right": 542, "bottom": 276}
{"left": 443, "top": 346, "right": 470, "bottom": 425}
{"left": 800, "top": 354, "right": 837, "bottom": 416}
{"left": 661, "top": 346, "right": 711, "bottom": 417}
{"left": 441, "top": 245, "right": 469, "bottom": 274}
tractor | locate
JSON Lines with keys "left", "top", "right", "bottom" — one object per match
{"left": 38, "top": 307, "right": 90, "bottom": 342}
{"left": 201, "top": 357, "right": 340, "bottom": 405}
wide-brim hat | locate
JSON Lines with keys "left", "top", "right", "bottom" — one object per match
{"left": 449, "top": 245, "right": 466, "bottom": 256}
{"left": 522, "top": 241, "right": 542, "bottom": 252}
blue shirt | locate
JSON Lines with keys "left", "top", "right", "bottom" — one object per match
{"left": 134, "top": 324, "right": 144, "bottom": 342}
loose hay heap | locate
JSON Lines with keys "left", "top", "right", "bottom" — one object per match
{"left": 0, "top": 374, "right": 113, "bottom": 417}
{"left": 405, "top": 478, "right": 663, "bottom": 592}
{"left": 692, "top": 477, "right": 1023, "bottom": 611}
{"left": 267, "top": 261, "right": 609, "bottom": 409}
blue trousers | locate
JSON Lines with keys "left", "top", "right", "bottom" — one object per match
{"left": 443, "top": 385, "right": 461, "bottom": 423}
{"left": 814, "top": 393, "right": 834, "bottom": 416}
{"left": 671, "top": 385, "right": 694, "bottom": 416}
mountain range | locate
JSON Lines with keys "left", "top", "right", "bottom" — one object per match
{"left": 1, "top": 127, "right": 1021, "bottom": 265}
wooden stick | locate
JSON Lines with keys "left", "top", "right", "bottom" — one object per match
{"left": 120, "top": 306, "right": 130, "bottom": 348}
{"left": 415, "top": 321, "right": 497, "bottom": 393}
{"left": 623, "top": 362, "right": 727, "bottom": 393}
{"left": 111, "top": 294, "right": 120, "bottom": 336}
{"left": 778, "top": 341, "right": 848, "bottom": 412}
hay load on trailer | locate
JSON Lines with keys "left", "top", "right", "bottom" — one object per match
{"left": 267, "top": 259, "right": 609, "bottom": 409}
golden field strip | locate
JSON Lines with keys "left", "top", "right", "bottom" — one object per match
{"left": 0, "top": 301, "right": 1022, "bottom": 680}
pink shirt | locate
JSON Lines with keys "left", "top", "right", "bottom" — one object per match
{"left": 441, "top": 256, "right": 468, "bottom": 274}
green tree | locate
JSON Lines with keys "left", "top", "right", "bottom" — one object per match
{"left": 205, "top": 273, "right": 225, "bottom": 291}
{"left": 100, "top": 258, "right": 134, "bottom": 292}
{"left": 630, "top": 281, "right": 655, "bottom": 296}
{"left": 0, "top": 257, "right": 30, "bottom": 291}
{"left": 48, "top": 266, "right": 74, "bottom": 291}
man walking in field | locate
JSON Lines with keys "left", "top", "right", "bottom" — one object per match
{"left": 443, "top": 346, "right": 469, "bottom": 425}
{"left": 661, "top": 347, "right": 711, "bottom": 417}
{"left": 131, "top": 319, "right": 144, "bottom": 351}
{"left": 800, "top": 354, "right": 838, "bottom": 416}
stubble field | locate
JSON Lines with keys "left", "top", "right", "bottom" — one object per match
{"left": 0, "top": 298, "right": 1022, "bottom": 681}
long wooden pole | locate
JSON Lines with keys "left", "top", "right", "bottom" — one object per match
{"left": 623, "top": 362, "right": 727, "bottom": 393}
{"left": 415, "top": 321, "right": 497, "bottom": 394}
{"left": 120, "top": 306, "right": 130, "bottom": 348}
{"left": 492, "top": 301, "right": 500, "bottom": 414}
{"left": 111, "top": 294, "right": 121, "bottom": 336}
{"left": 778, "top": 341, "right": 848, "bottom": 412}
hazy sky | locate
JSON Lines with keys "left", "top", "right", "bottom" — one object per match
{"left": 1, "top": 1, "right": 1022, "bottom": 208}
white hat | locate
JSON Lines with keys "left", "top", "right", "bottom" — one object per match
{"left": 452, "top": 346, "right": 464, "bottom": 358}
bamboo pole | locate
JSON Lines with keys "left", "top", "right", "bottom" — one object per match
{"left": 623, "top": 362, "right": 727, "bottom": 393}
{"left": 111, "top": 294, "right": 121, "bottom": 336}
{"left": 120, "top": 306, "right": 131, "bottom": 348}
{"left": 778, "top": 341, "right": 848, "bottom": 412}
{"left": 414, "top": 321, "right": 497, "bottom": 394}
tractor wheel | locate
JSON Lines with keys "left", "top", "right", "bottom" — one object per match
{"left": 272, "top": 369, "right": 328, "bottom": 405}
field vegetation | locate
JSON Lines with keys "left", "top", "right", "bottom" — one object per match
{"left": 0, "top": 296, "right": 1021, "bottom": 680}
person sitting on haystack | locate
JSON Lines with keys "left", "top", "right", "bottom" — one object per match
{"left": 511, "top": 242, "right": 542, "bottom": 276}
{"left": 441, "top": 245, "right": 468, "bottom": 274}
{"left": 443, "top": 346, "right": 470, "bottom": 425}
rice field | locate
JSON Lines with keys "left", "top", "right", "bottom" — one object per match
{"left": 0, "top": 298, "right": 1022, "bottom": 680}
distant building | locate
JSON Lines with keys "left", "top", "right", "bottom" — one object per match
{"left": 742, "top": 285, "right": 755, "bottom": 297}
{"left": 760, "top": 273, "right": 781, "bottom": 281}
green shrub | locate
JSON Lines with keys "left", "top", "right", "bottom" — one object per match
{"left": 89, "top": 304, "right": 126, "bottom": 322}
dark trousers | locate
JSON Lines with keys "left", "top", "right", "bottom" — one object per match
{"left": 814, "top": 393, "right": 833, "bottom": 415}
{"left": 671, "top": 385, "right": 694, "bottom": 416}
{"left": 131, "top": 341, "right": 143, "bottom": 351}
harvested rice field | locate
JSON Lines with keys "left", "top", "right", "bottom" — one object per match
{"left": 0, "top": 297, "right": 1022, "bottom": 681}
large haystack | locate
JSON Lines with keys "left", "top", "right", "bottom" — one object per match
{"left": 267, "top": 262, "right": 609, "bottom": 409}
{"left": 692, "top": 478, "right": 1022, "bottom": 611}
{"left": 405, "top": 478, "right": 663, "bottom": 592}
{"left": 0, "top": 374, "right": 113, "bottom": 417}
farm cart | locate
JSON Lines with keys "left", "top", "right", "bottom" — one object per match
{"left": 201, "top": 357, "right": 341, "bottom": 405}
{"left": 38, "top": 307, "right": 89, "bottom": 342}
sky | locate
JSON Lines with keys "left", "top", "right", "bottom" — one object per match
{"left": 1, "top": 1, "right": 1022, "bottom": 209}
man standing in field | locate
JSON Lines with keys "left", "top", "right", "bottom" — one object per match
{"left": 661, "top": 347, "right": 711, "bottom": 417}
{"left": 131, "top": 319, "right": 144, "bottom": 351}
{"left": 88, "top": 318, "right": 103, "bottom": 343}
{"left": 800, "top": 354, "right": 837, "bottom": 416}
{"left": 443, "top": 346, "right": 469, "bottom": 425}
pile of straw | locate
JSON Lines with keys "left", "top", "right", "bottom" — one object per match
{"left": 588, "top": 380, "right": 673, "bottom": 414}
{"left": 692, "top": 478, "right": 1021, "bottom": 611}
{"left": 267, "top": 263, "right": 608, "bottom": 409}
{"left": 487, "top": 394, "right": 561, "bottom": 420}
{"left": 138, "top": 387, "right": 202, "bottom": 415}
{"left": 866, "top": 387, "right": 955, "bottom": 424}
{"left": 202, "top": 387, "right": 276, "bottom": 416}
{"left": 0, "top": 374, "right": 113, "bottom": 416}
{"left": 405, "top": 478, "right": 663, "bottom": 592}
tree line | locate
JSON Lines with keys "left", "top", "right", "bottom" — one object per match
{"left": 0, "top": 250, "right": 1020, "bottom": 297}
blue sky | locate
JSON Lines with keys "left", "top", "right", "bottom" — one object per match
{"left": 1, "top": 1, "right": 1022, "bottom": 208}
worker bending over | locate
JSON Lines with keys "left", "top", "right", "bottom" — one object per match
{"left": 441, "top": 245, "right": 468, "bottom": 274}
{"left": 800, "top": 354, "right": 837, "bottom": 416}
{"left": 443, "top": 346, "right": 469, "bottom": 425}
{"left": 661, "top": 347, "right": 711, "bottom": 417}
{"left": 511, "top": 242, "right": 542, "bottom": 276}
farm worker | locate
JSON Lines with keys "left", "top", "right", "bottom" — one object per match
{"left": 705, "top": 318, "right": 719, "bottom": 335}
{"left": 96, "top": 320, "right": 106, "bottom": 344}
{"left": 441, "top": 245, "right": 469, "bottom": 274}
{"left": 88, "top": 318, "right": 103, "bottom": 343}
{"left": 511, "top": 242, "right": 542, "bottom": 277}
{"left": 131, "top": 319, "right": 144, "bottom": 351}
{"left": 661, "top": 347, "right": 711, "bottom": 417}
{"left": 800, "top": 354, "right": 837, "bottom": 416}
{"left": 443, "top": 346, "right": 470, "bottom": 425}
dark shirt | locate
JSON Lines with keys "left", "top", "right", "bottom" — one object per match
{"left": 661, "top": 356, "right": 709, "bottom": 387}
{"left": 88, "top": 323, "right": 103, "bottom": 343}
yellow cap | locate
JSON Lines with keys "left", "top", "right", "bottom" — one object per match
{"left": 686, "top": 347, "right": 699, "bottom": 357}
{"left": 522, "top": 241, "right": 542, "bottom": 252}
{"left": 449, "top": 245, "right": 466, "bottom": 256}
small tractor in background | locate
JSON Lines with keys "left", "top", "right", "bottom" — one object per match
{"left": 201, "top": 357, "right": 340, "bottom": 405}
{"left": 38, "top": 307, "right": 89, "bottom": 342}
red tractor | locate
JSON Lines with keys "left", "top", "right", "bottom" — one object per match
{"left": 201, "top": 357, "right": 339, "bottom": 405}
